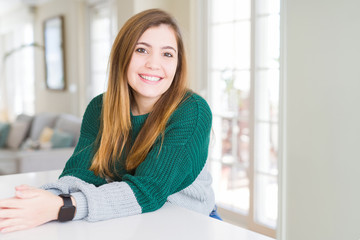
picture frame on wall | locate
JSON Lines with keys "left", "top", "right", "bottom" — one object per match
{"left": 43, "top": 15, "right": 66, "bottom": 90}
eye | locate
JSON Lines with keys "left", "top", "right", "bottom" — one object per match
{"left": 163, "top": 52, "right": 173, "bottom": 58}
{"left": 135, "top": 48, "right": 147, "bottom": 54}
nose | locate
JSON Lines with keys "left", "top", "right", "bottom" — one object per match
{"left": 145, "top": 53, "right": 161, "bottom": 70}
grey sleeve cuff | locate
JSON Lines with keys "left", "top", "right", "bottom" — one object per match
{"left": 41, "top": 177, "right": 88, "bottom": 220}
{"left": 71, "top": 191, "right": 88, "bottom": 220}
{"left": 40, "top": 177, "right": 73, "bottom": 194}
{"left": 41, "top": 176, "right": 142, "bottom": 222}
{"left": 167, "top": 165, "right": 215, "bottom": 215}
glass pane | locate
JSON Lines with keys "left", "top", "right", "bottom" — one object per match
{"left": 235, "top": 0, "right": 251, "bottom": 20}
{"left": 211, "top": 162, "right": 250, "bottom": 213}
{"left": 90, "top": 5, "right": 110, "bottom": 41}
{"left": 210, "top": 71, "right": 227, "bottom": 113}
{"left": 234, "top": 21, "right": 251, "bottom": 69}
{"left": 211, "top": 115, "right": 224, "bottom": 160}
{"left": 211, "top": 0, "right": 235, "bottom": 23}
{"left": 255, "top": 15, "right": 280, "bottom": 68}
{"left": 89, "top": 4, "right": 112, "bottom": 99}
{"left": 256, "top": 69, "right": 279, "bottom": 122}
{"left": 255, "top": 122, "right": 278, "bottom": 174}
{"left": 211, "top": 119, "right": 250, "bottom": 167}
{"left": 210, "top": 117, "right": 250, "bottom": 213}
{"left": 270, "top": 123, "right": 278, "bottom": 166}
{"left": 211, "top": 23, "right": 234, "bottom": 70}
{"left": 237, "top": 120, "right": 250, "bottom": 166}
{"left": 234, "top": 70, "right": 250, "bottom": 118}
{"left": 211, "top": 70, "right": 236, "bottom": 113}
{"left": 210, "top": 70, "right": 250, "bottom": 115}
{"left": 221, "top": 118, "right": 234, "bottom": 163}
{"left": 91, "top": 41, "right": 110, "bottom": 72}
{"left": 255, "top": 174, "right": 278, "bottom": 228}
{"left": 91, "top": 73, "right": 108, "bottom": 97}
{"left": 257, "top": 0, "right": 280, "bottom": 15}
{"left": 91, "top": 17, "right": 110, "bottom": 41}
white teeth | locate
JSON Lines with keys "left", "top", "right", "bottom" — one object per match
{"left": 140, "top": 74, "right": 161, "bottom": 81}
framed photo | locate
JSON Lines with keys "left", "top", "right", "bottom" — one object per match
{"left": 43, "top": 16, "right": 66, "bottom": 90}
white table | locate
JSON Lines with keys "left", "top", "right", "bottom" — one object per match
{"left": 0, "top": 170, "right": 274, "bottom": 240}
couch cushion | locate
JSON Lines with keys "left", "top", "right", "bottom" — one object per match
{"left": 16, "top": 114, "right": 33, "bottom": 139}
{"left": 54, "top": 114, "right": 81, "bottom": 146}
{"left": 51, "top": 129, "right": 74, "bottom": 148}
{"left": 0, "top": 149, "right": 18, "bottom": 160}
{"left": 0, "top": 122, "right": 10, "bottom": 148}
{"left": 6, "top": 121, "right": 29, "bottom": 149}
{"left": 0, "top": 149, "right": 18, "bottom": 175}
{"left": 29, "top": 113, "right": 58, "bottom": 141}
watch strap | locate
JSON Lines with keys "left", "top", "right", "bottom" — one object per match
{"left": 60, "top": 194, "right": 73, "bottom": 206}
{"left": 58, "top": 194, "right": 76, "bottom": 222}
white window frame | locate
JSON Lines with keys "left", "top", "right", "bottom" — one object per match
{"left": 206, "top": 0, "right": 281, "bottom": 238}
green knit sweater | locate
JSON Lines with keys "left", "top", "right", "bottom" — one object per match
{"left": 59, "top": 91, "right": 212, "bottom": 213}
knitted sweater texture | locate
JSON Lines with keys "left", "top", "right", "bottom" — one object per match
{"left": 58, "top": 91, "right": 212, "bottom": 214}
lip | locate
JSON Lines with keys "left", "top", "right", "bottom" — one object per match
{"left": 138, "top": 73, "right": 164, "bottom": 85}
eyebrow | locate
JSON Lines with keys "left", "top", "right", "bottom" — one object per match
{"left": 136, "top": 42, "right": 177, "bottom": 53}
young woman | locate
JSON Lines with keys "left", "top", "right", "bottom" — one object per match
{"left": 0, "top": 9, "right": 220, "bottom": 233}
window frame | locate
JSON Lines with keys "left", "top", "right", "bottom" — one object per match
{"left": 206, "top": 0, "right": 281, "bottom": 238}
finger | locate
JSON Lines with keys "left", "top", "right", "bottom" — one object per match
{"left": 0, "top": 217, "right": 20, "bottom": 230}
{"left": 15, "top": 185, "right": 34, "bottom": 191}
{"left": 1, "top": 224, "right": 28, "bottom": 233}
{"left": 0, "top": 209, "right": 21, "bottom": 219}
{"left": 15, "top": 189, "right": 39, "bottom": 199}
{"left": 0, "top": 198, "right": 20, "bottom": 209}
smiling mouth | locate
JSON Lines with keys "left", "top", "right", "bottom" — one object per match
{"left": 139, "top": 74, "right": 162, "bottom": 82}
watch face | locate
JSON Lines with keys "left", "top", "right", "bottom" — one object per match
{"left": 58, "top": 205, "right": 76, "bottom": 222}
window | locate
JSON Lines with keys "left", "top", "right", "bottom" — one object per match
{"left": 208, "top": 0, "right": 280, "bottom": 237}
{"left": 87, "top": 1, "right": 114, "bottom": 100}
{"left": 0, "top": 23, "right": 35, "bottom": 121}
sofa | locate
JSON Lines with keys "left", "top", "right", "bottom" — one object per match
{"left": 0, "top": 113, "right": 81, "bottom": 175}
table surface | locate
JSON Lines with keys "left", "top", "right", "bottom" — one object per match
{"left": 0, "top": 170, "right": 275, "bottom": 240}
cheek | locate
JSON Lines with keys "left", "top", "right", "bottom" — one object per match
{"left": 127, "top": 57, "right": 139, "bottom": 81}
{"left": 166, "top": 61, "right": 178, "bottom": 79}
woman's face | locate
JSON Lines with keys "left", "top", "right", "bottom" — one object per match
{"left": 127, "top": 24, "right": 178, "bottom": 109}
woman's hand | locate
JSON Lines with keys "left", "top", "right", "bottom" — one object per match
{"left": 0, "top": 185, "right": 63, "bottom": 233}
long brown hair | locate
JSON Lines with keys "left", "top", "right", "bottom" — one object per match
{"left": 90, "top": 9, "right": 188, "bottom": 177}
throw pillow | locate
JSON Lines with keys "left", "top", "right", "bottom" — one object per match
{"left": 51, "top": 130, "right": 74, "bottom": 148}
{"left": 39, "top": 127, "right": 54, "bottom": 143}
{"left": 6, "top": 121, "right": 29, "bottom": 149}
{"left": 0, "top": 122, "right": 11, "bottom": 148}
{"left": 29, "top": 113, "right": 58, "bottom": 141}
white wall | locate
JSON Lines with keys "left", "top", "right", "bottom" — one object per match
{"left": 282, "top": 0, "right": 360, "bottom": 239}
{"left": 34, "top": 0, "right": 85, "bottom": 116}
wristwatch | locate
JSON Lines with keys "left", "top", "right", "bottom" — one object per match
{"left": 58, "top": 194, "right": 76, "bottom": 222}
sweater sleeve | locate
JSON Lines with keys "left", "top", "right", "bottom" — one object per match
{"left": 59, "top": 94, "right": 107, "bottom": 186}
{"left": 123, "top": 94, "right": 212, "bottom": 213}
{"left": 42, "top": 93, "right": 213, "bottom": 221}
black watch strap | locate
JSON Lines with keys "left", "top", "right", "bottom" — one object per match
{"left": 58, "top": 194, "right": 76, "bottom": 222}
